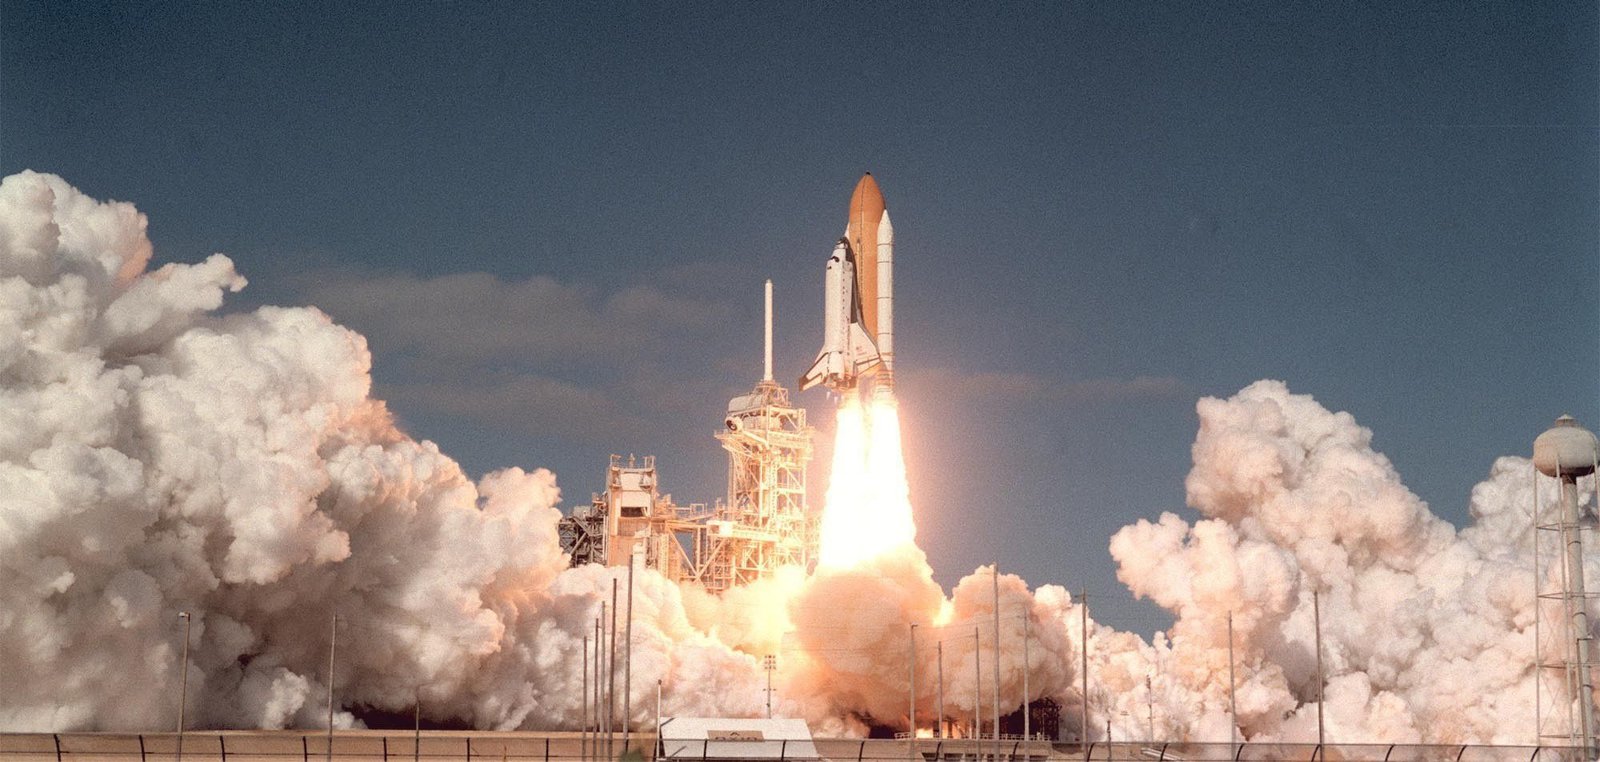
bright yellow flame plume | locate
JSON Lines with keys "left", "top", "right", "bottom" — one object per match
{"left": 817, "top": 394, "right": 917, "bottom": 569}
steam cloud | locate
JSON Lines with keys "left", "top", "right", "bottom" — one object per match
{"left": 0, "top": 172, "right": 1587, "bottom": 745}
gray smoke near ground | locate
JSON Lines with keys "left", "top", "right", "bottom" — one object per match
{"left": 0, "top": 172, "right": 1587, "bottom": 746}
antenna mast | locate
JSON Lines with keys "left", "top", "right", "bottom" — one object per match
{"left": 763, "top": 279, "right": 774, "bottom": 382}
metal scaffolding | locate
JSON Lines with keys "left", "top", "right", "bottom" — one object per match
{"left": 558, "top": 281, "right": 817, "bottom": 592}
{"left": 557, "top": 381, "right": 817, "bottom": 592}
{"left": 559, "top": 455, "right": 710, "bottom": 581}
{"left": 692, "top": 378, "right": 816, "bottom": 591}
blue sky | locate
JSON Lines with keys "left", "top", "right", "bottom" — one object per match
{"left": 5, "top": 0, "right": 1596, "bottom": 632}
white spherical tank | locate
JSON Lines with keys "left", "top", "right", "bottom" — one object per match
{"left": 1534, "top": 414, "right": 1600, "bottom": 478}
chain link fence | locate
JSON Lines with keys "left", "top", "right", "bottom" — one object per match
{"left": 0, "top": 734, "right": 1590, "bottom": 762}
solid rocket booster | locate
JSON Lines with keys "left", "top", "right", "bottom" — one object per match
{"left": 800, "top": 173, "right": 895, "bottom": 393}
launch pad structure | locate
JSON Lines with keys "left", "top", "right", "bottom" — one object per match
{"left": 702, "top": 374, "right": 814, "bottom": 589}
{"left": 558, "top": 281, "right": 817, "bottom": 592}
{"left": 558, "top": 454, "right": 713, "bottom": 579}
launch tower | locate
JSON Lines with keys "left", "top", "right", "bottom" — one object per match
{"left": 694, "top": 280, "right": 816, "bottom": 590}
{"left": 558, "top": 281, "right": 815, "bottom": 591}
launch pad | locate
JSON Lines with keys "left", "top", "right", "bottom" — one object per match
{"left": 558, "top": 173, "right": 904, "bottom": 590}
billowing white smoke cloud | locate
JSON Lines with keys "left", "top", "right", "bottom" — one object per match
{"left": 1, "top": 173, "right": 1583, "bottom": 747}
{"left": 1105, "top": 380, "right": 1594, "bottom": 744}
{"left": 0, "top": 172, "right": 766, "bottom": 731}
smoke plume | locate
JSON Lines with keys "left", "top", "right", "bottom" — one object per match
{"left": 0, "top": 173, "right": 1586, "bottom": 747}
{"left": 0, "top": 171, "right": 761, "bottom": 730}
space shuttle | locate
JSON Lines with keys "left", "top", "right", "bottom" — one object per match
{"left": 800, "top": 173, "right": 896, "bottom": 395}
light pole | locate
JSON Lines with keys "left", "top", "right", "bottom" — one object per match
{"left": 596, "top": 607, "right": 605, "bottom": 755}
{"left": 583, "top": 635, "right": 590, "bottom": 762}
{"left": 990, "top": 567, "right": 1000, "bottom": 760}
{"left": 1145, "top": 675, "right": 1154, "bottom": 741}
{"left": 972, "top": 628, "right": 981, "bottom": 746}
{"left": 1080, "top": 590, "right": 1089, "bottom": 761}
{"left": 936, "top": 640, "right": 945, "bottom": 739}
{"left": 625, "top": 553, "right": 636, "bottom": 751}
{"left": 1227, "top": 612, "right": 1237, "bottom": 750}
{"left": 1313, "top": 591, "right": 1325, "bottom": 751}
{"left": 327, "top": 614, "right": 338, "bottom": 762}
{"left": 763, "top": 655, "right": 776, "bottom": 718}
{"left": 176, "top": 612, "right": 192, "bottom": 762}
{"left": 1022, "top": 613, "right": 1030, "bottom": 741}
{"left": 908, "top": 624, "right": 917, "bottom": 761}
{"left": 609, "top": 581, "right": 618, "bottom": 761}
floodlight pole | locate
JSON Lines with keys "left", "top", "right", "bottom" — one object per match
{"left": 973, "top": 628, "right": 982, "bottom": 748}
{"left": 764, "top": 655, "right": 776, "bottom": 718}
{"left": 937, "top": 640, "right": 946, "bottom": 739}
{"left": 1314, "top": 591, "right": 1325, "bottom": 751}
{"left": 1022, "top": 612, "right": 1031, "bottom": 740}
{"left": 610, "top": 580, "right": 619, "bottom": 760}
{"left": 1145, "top": 675, "right": 1154, "bottom": 741}
{"left": 327, "top": 614, "right": 338, "bottom": 762}
{"left": 1081, "top": 590, "right": 1090, "bottom": 761}
{"left": 909, "top": 624, "right": 918, "bottom": 761}
{"left": 1228, "top": 612, "right": 1238, "bottom": 750}
{"left": 625, "top": 555, "right": 636, "bottom": 751}
{"left": 991, "top": 565, "right": 1001, "bottom": 760}
{"left": 176, "top": 612, "right": 192, "bottom": 762}
{"left": 583, "top": 635, "right": 590, "bottom": 762}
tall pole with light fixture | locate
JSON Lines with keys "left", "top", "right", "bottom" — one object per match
{"left": 764, "top": 655, "right": 776, "bottom": 718}
{"left": 176, "top": 612, "right": 192, "bottom": 762}
{"left": 908, "top": 624, "right": 917, "bottom": 761}
{"left": 327, "top": 615, "right": 338, "bottom": 762}
{"left": 625, "top": 554, "right": 636, "bottom": 751}
{"left": 937, "top": 640, "right": 946, "bottom": 739}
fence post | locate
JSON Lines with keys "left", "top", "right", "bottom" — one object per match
{"left": 220, "top": 736, "right": 227, "bottom": 762}
{"left": 53, "top": 734, "right": 61, "bottom": 762}
{"left": 303, "top": 735, "right": 309, "bottom": 762}
{"left": 465, "top": 737, "right": 471, "bottom": 762}
{"left": 1010, "top": 742, "right": 1020, "bottom": 762}
{"left": 383, "top": 737, "right": 388, "bottom": 762}
{"left": 544, "top": 738, "right": 549, "bottom": 762}
{"left": 1233, "top": 742, "right": 1244, "bottom": 762}
{"left": 702, "top": 739, "right": 709, "bottom": 762}
{"left": 856, "top": 740, "right": 865, "bottom": 762}
{"left": 779, "top": 740, "right": 787, "bottom": 762}
{"left": 139, "top": 735, "right": 147, "bottom": 762}
{"left": 1454, "top": 746, "right": 1467, "bottom": 762}
{"left": 1383, "top": 745, "right": 1395, "bottom": 762}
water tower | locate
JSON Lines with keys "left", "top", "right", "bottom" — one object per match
{"left": 1534, "top": 415, "right": 1600, "bottom": 754}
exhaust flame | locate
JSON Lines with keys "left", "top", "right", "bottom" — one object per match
{"left": 817, "top": 394, "right": 917, "bottom": 569}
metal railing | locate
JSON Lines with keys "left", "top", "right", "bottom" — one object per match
{"left": 1, "top": 735, "right": 1593, "bottom": 762}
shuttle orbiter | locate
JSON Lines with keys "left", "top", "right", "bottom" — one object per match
{"left": 799, "top": 173, "right": 895, "bottom": 395}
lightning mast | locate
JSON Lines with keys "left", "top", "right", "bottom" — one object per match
{"left": 698, "top": 280, "right": 816, "bottom": 589}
